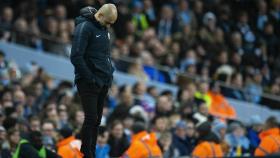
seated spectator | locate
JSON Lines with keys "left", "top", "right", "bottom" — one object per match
{"left": 247, "top": 115, "right": 263, "bottom": 153}
{"left": 131, "top": 1, "right": 149, "bottom": 36}
{"left": 192, "top": 121, "right": 224, "bottom": 158}
{"left": 41, "top": 120, "right": 57, "bottom": 151}
{"left": 127, "top": 58, "right": 149, "bottom": 81}
{"left": 158, "top": 132, "right": 179, "bottom": 158}
{"left": 255, "top": 116, "right": 280, "bottom": 156}
{"left": 108, "top": 120, "right": 130, "bottom": 157}
{"left": 212, "top": 121, "right": 230, "bottom": 154}
{"left": 223, "top": 73, "right": 246, "bottom": 101}
{"left": 151, "top": 116, "right": 169, "bottom": 138}
{"left": 96, "top": 127, "right": 110, "bottom": 158}
{"left": 157, "top": 5, "right": 179, "bottom": 40}
{"left": 7, "top": 128, "right": 41, "bottom": 158}
{"left": 225, "top": 122, "right": 250, "bottom": 156}
{"left": 155, "top": 95, "right": 174, "bottom": 117}
{"left": 107, "top": 85, "right": 134, "bottom": 123}
{"left": 141, "top": 52, "right": 166, "bottom": 82}
{"left": 171, "top": 120, "right": 194, "bottom": 156}
{"left": 244, "top": 72, "right": 263, "bottom": 104}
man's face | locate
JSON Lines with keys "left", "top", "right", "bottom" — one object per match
{"left": 98, "top": 14, "right": 116, "bottom": 28}
{"left": 42, "top": 123, "right": 55, "bottom": 137}
{"left": 10, "top": 131, "right": 20, "bottom": 145}
{"left": 31, "top": 120, "right": 41, "bottom": 131}
{"left": 112, "top": 123, "right": 123, "bottom": 139}
{"left": 186, "top": 122, "right": 195, "bottom": 137}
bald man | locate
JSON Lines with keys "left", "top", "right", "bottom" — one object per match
{"left": 70, "top": 4, "right": 117, "bottom": 158}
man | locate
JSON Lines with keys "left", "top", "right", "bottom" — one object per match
{"left": 70, "top": 4, "right": 118, "bottom": 158}
{"left": 172, "top": 121, "right": 194, "bottom": 156}
{"left": 122, "top": 122, "right": 162, "bottom": 158}
{"left": 255, "top": 116, "right": 280, "bottom": 156}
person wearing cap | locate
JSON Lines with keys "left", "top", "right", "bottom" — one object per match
{"left": 70, "top": 3, "right": 118, "bottom": 158}
{"left": 172, "top": 120, "right": 195, "bottom": 156}
{"left": 122, "top": 122, "right": 162, "bottom": 158}
{"left": 255, "top": 116, "right": 280, "bottom": 156}
{"left": 192, "top": 121, "right": 223, "bottom": 158}
{"left": 56, "top": 127, "right": 83, "bottom": 158}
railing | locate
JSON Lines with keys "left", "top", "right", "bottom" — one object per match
{"left": 1, "top": 27, "right": 280, "bottom": 109}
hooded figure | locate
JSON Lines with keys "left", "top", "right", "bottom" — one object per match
{"left": 70, "top": 4, "right": 117, "bottom": 158}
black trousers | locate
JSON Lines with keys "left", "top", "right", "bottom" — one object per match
{"left": 76, "top": 79, "right": 109, "bottom": 158}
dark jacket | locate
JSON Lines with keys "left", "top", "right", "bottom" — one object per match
{"left": 18, "top": 143, "right": 41, "bottom": 158}
{"left": 70, "top": 7, "right": 114, "bottom": 87}
{"left": 108, "top": 134, "right": 130, "bottom": 157}
{"left": 172, "top": 134, "right": 194, "bottom": 156}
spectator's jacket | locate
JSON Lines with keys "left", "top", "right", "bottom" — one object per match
{"left": 70, "top": 6, "right": 114, "bottom": 87}
{"left": 255, "top": 128, "right": 280, "bottom": 156}
{"left": 123, "top": 131, "right": 162, "bottom": 158}
{"left": 57, "top": 136, "right": 83, "bottom": 158}
{"left": 192, "top": 141, "right": 223, "bottom": 158}
{"left": 207, "top": 91, "right": 236, "bottom": 120}
{"left": 171, "top": 134, "right": 194, "bottom": 156}
{"left": 247, "top": 128, "right": 261, "bottom": 150}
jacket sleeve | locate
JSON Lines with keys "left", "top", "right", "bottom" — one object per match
{"left": 70, "top": 21, "right": 94, "bottom": 81}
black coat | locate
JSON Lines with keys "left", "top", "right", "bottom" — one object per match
{"left": 108, "top": 134, "right": 130, "bottom": 157}
{"left": 70, "top": 7, "right": 114, "bottom": 87}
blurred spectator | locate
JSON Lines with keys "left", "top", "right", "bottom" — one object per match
{"left": 244, "top": 72, "right": 263, "bottom": 104}
{"left": 212, "top": 121, "right": 230, "bottom": 154}
{"left": 158, "top": 131, "right": 179, "bottom": 158}
{"left": 7, "top": 128, "right": 41, "bottom": 158}
{"left": 157, "top": 5, "right": 178, "bottom": 40}
{"left": 131, "top": 1, "right": 149, "bottom": 36}
{"left": 96, "top": 127, "right": 110, "bottom": 158}
{"left": 107, "top": 120, "right": 129, "bottom": 157}
{"left": 247, "top": 115, "right": 263, "bottom": 153}
{"left": 128, "top": 58, "right": 149, "bottom": 81}
{"left": 226, "top": 122, "right": 250, "bottom": 156}
{"left": 223, "top": 73, "right": 246, "bottom": 101}
{"left": 172, "top": 120, "right": 195, "bottom": 156}
{"left": 41, "top": 120, "right": 57, "bottom": 150}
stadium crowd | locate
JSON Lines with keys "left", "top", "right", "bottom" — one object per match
{"left": 0, "top": 0, "right": 280, "bottom": 157}
{"left": 1, "top": 0, "right": 280, "bottom": 103}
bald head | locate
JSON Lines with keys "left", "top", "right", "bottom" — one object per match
{"left": 95, "top": 3, "right": 118, "bottom": 27}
